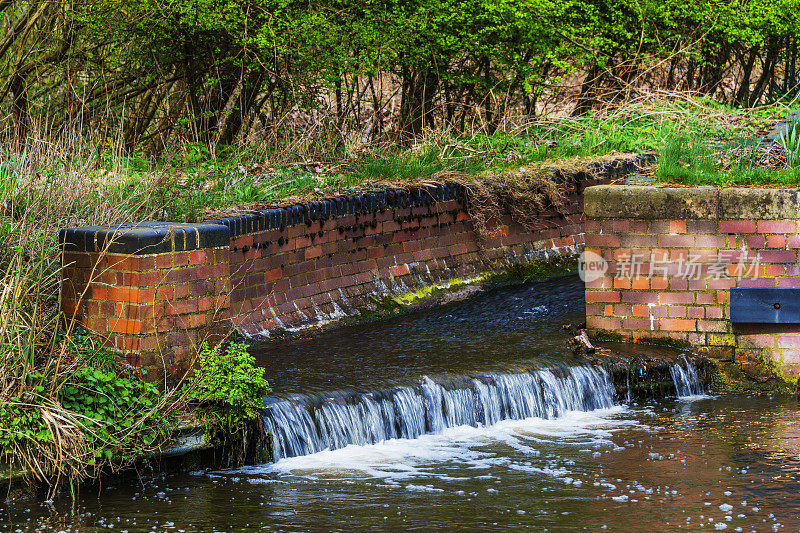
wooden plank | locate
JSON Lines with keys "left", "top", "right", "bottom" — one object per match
{"left": 730, "top": 288, "right": 800, "bottom": 324}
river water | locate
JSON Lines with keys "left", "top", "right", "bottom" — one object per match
{"left": 4, "top": 277, "right": 800, "bottom": 532}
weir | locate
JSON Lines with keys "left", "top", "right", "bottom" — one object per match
{"left": 262, "top": 359, "right": 707, "bottom": 461}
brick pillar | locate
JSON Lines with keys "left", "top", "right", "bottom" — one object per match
{"left": 60, "top": 222, "right": 231, "bottom": 381}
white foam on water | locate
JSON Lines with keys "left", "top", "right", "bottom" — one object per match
{"left": 228, "top": 406, "right": 643, "bottom": 486}
{"left": 677, "top": 394, "right": 715, "bottom": 402}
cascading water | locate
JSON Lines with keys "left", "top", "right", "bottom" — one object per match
{"left": 262, "top": 365, "right": 616, "bottom": 461}
{"left": 670, "top": 356, "right": 705, "bottom": 397}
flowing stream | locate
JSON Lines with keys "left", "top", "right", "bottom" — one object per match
{"left": 5, "top": 276, "right": 800, "bottom": 532}
{"left": 263, "top": 366, "right": 617, "bottom": 460}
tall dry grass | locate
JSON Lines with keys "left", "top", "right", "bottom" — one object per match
{"left": 0, "top": 127, "right": 188, "bottom": 491}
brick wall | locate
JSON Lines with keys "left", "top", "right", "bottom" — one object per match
{"left": 217, "top": 187, "right": 585, "bottom": 336}
{"left": 60, "top": 156, "right": 645, "bottom": 379}
{"left": 584, "top": 185, "right": 800, "bottom": 377}
{"left": 60, "top": 224, "right": 230, "bottom": 379}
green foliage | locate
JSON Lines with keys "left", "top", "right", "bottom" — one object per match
{"left": 6, "top": 0, "right": 800, "bottom": 152}
{"left": 0, "top": 362, "right": 174, "bottom": 479}
{"left": 58, "top": 368, "right": 168, "bottom": 463}
{"left": 0, "top": 374, "right": 51, "bottom": 453}
{"left": 778, "top": 119, "right": 800, "bottom": 167}
{"left": 189, "top": 342, "right": 271, "bottom": 437}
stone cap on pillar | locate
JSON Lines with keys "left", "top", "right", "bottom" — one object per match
{"left": 585, "top": 185, "right": 800, "bottom": 220}
{"left": 59, "top": 221, "right": 230, "bottom": 255}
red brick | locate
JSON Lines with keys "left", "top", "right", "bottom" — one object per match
{"left": 668, "top": 306, "right": 687, "bottom": 318}
{"left": 622, "top": 291, "right": 658, "bottom": 304}
{"left": 669, "top": 220, "right": 686, "bottom": 234}
{"left": 586, "top": 316, "right": 622, "bottom": 330}
{"left": 758, "top": 220, "right": 796, "bottom": 233}
{"left": 708, "top": 277, "right": 736, "bottom": 289}
{"left": 623, "top": 318, "right": 655, "bottom": 331}
{"left": 739, "top": 334, "right": 777, "bottom": 348}
{"left": 659, "top": 234, "right": 694, "bottom": 248}
{"left": 390, "top": 264, "right": 410, "bottom": 276}
{"left": 613, "top": 277, "right": 631, "bottom": 289}
{"left": 413, "top": 249, "right": 434, "bottom": 262}
{"left": 778, "top": 336, "right": 800, "bottom": 349}
{"left": 760, "top": 250, "right": 796, "bottom": 263}
{"left": 108, "top": 318, "right": 142, "bottom": 335}
{"left": 766, "top": 235, "right": 786, "bottom": 248}
{"left": 689, "top": 279, "right": 707, "bottom": 291}
{"left": 190, "top": 314, "right": 208, "bottom": 328}
{"left": 585, "top": 234, "right": 620, "bottom": 247}
{"left": 660, "top": 318, "right": 696, "bottom": 331}
{"left": 305, "top": 246, "right": 322, "bottom": 260}
{"left": 586, "top": 291, "right": 621, "bottom": 303}
{"left": 746, "top": 235, "right": 766, "bottom": 248}
{"left": 189, "top": 250, "right": 207, "bottom": 265}
{"left": 697, "top": 319, "right": 727, "bottom": 332}
{"left": 491, "top": 225, "right": 509, "bottom": 238}
{"left": 156, "top": 286, "right": 174, "bottom": 301}
{"left": 264, "top": 267, "right": 282, "bottom": 282}
{"left": 738, "top": 278, "right": 776, "bottom": 288}
{"left": 658, "top": 292, "right": 694, "bottom": 305}
{"left": 91, "top": 286, "right": 107, "bottom": 300}
{"left": 669, "top": 278, "right": 688, "bottom": 291}
{"left": 687, "top": 307, "right": 705, "bottom": 319}
{"left": 687, "top": 220, "right": 719, "bottom": 233}
{"left": 650, "top": 277, "right": 668, "bottom": 290}
{"left": 719, "top": 220, "right": 757, "bottom": 234}
{"left": 612, "top": 220, "right": 629, "bottom": 233}
{"left": 695, "top": 234, "right": 728, "bottom": 248}
{"left": 155, "top": 254, "right": 172, "bottom": 269}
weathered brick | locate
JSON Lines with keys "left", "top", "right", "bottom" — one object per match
{"left": 759, "top": 249, "right": 797, "bottom": 263}
{"left": 669, "top": 220, "right": 686, "bottom": 234}
{"left": 585, "top": 234, "right": 621, "bottom": 247}
{"left": 658, "top": 292, "right": 694, "bottom": 305}
{"left": 660, "top": 318, "right": 696, "bottom": 331}
{"left": 719, "top": 220, "right": 757, "bottom": 234}
{"left": 587, "top": 316, "right": 622, "bottom": 330}
{"left": 622, "top": 291, "right": 658, "bottom": 304}
{"left": 758, "top": 220, "right": 796, "bottom": 233}
{"left": 585, "top": 291, "right": 621, "bottom": 303}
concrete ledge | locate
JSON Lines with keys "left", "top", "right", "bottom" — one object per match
{"left": 585, "top": 185, "right": 800, "bottom": 220}
{"left": 59, "top": 222, "right": 230, "bottom": 255}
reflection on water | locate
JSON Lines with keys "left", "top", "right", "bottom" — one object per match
{"left": 251, "top": 276, "right": 589, "bottom": 394}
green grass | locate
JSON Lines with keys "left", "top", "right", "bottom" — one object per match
{"left": 656, "top": 135, "right": 800, "bottom": 186}
{"left": 52, "top": 95, "right": 781, "bottom": 222}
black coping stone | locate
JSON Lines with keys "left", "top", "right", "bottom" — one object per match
{"left": 59, "top": 222, "right": 230, "bottom": 255}
{"left": 731, "top": 288, "right": 800, "bottom": 324}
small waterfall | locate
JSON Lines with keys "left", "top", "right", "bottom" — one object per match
{"left": 262, "top": 366, "right": 616, "bottom": 461}
{"left": 670, "top": 357, "right": 704, "bottom": 397}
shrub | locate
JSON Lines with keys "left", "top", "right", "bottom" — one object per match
{"left": 189, "top": 341, "right": 272, "bottom": 438}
